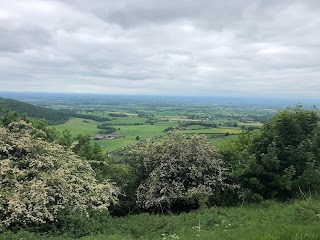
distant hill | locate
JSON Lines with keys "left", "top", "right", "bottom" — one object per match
{"left": 0, "top": 97, "right": 73, "bottom": 125}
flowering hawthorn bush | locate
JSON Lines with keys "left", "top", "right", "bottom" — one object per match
{"left": 0, "top": 121, "right": 119, "bottom": 230}
{"left": 126, "top": 133, "right": 235, "bottom": 211}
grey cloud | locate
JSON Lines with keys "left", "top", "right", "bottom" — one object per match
{"left": 0, "top": 0, "right": 320, "bottom": 99}
{"left": 0, "top": 27, "right": 52, "bottom": 53}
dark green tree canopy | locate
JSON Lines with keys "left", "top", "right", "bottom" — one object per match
{"left": 220, "top": 106, "right": 320, "bottom": 200}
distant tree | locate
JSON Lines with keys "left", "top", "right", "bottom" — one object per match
{"left": 247, "top": 126, "right": 256, "bottom": 132}
{"left": 136, "top": 136, "right": 140, "bottom": 141}
{"left": 58, "top": 129, "right": 73, "bottom": 148}
{"left": 0, "top": 107, "right": 19, "bottom": 127}
{"left": 163, "top": 126, "right": 176, "bottom": 132}
{"left": 137, "top": 112, "right": 146, "bottom": 117}
{"left": 108, "top": 113, "right": 128, "bottom": 117}
{"left": 92, "top": 143, "right": 104, "bottom": 161}
{"left": 97, "top": 125, "right": 117, "bottom": 133}
{"left": 72, "top": 134, "right": 105, "bottom": 161}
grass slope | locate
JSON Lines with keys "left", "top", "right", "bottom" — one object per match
{"left": 2, "top": 200, "right": 320, "bottom": 240}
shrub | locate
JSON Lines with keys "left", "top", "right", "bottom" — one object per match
{"left": 126, "top": 133, "right": 235, "bottom": 212}
{"left": 0, "top": 121, "right": 119, "bottom": 230}
{"left": 220, "top": 106, "right": 320, "bottom": 200}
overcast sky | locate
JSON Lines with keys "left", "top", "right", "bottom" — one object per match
{"left": 0, "top": 0, "right": 320, "bottom": 98}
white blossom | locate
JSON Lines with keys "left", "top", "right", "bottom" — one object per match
{"left": 0, "top": 121, "right": 119, "bottom": 230}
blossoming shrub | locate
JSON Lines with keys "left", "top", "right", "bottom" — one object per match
{"left": 126, "top": 133, "right": 235, "bottom": 212}
{"left": 0, "top": 121, "right": 119, "bottom": 230}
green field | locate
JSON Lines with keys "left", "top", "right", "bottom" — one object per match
{"left": 54, "top": 118, "right": 101, "bottom": 135}
{"left": 53, "top": 116, "right": 243, "bottom": 152}
{"left": 54, "top": 117, "right": 176, "bottom": 152}
{"left": 50, "top": 97, "right": 270, "bottom": 153}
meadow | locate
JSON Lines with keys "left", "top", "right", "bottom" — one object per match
{"left": 2, "top": 94, "right": 275, "bottom": 154}
{"left": 2, "top": 199, "right": 320, "bottom": 240}
{"left": 54, "top": 115, "right": 245, "bottom": 153}
{"left": 53, "top": 101, "right": 264, "bottom": 153}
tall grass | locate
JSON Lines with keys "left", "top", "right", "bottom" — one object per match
{"left": 1, "top": 200, "right": 319, "bottom": 240}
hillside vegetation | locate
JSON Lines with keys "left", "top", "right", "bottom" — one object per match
{"left": 0, "top": 97, "right": 72, "bottom": 124}
{"left": 1, "top": 200, "right": 320, "bottom": 239}
{"left": 0, "top": 97, "right": 114, "bottom": 125}
{"left": 0, "top": 105, "right": 320, "bottom": 239}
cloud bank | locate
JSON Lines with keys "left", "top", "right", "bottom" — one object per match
{"left": 0, "top": 0, "right": 320, "bottom": 98}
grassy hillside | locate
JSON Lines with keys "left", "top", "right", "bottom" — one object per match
{"left": 2, "top": 199, "right": 319, "bottom": 239}
{"left": 0, "top": 97, "right": 72, "bottom": 125}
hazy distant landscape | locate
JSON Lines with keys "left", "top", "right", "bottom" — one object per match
{"left": 0, "top": 92, "right": 281, "bottom": 153}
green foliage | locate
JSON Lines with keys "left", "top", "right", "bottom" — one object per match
{"left": 74, "top": 113, "right": 112, "bottom": 122}
{"left": 220, "top": 106, "right": 320, "bottom": 200}
{"left": 126, "top": 133, "right": 235, "bottom": 212}
{"left": 162, "top": 126, "right": 177, "bottom": 132}
{"left": 0, "top": 107, "right": 60, "bottom": 142}
{"left": 73, "top": 134, "right": 105, "bottom": 161}
{"left": 0, "top": 107, "right": 20, "bottom": 127}
{"left": 57, "top": 129, "right": 73, "bottom": 148}
{"left": 0, "top": 97, "right": 72, "bottom": 125}
{"left": 137, "top": 112, "right": 146, "bottom": 117}
{"left": 97, "top": 125, "right": 117, "bottom": 133}
{"left": 89, "top": 161, "right": 139, "bottom": 216}
{"left": 0, "top": 121, "right": 119, "bottom": 231}
{"left": 2, "top": 110, "right": 108, "bottom": 162}
{"left": 179, "top": 121, "right": 218, "bottom": 128}
{"left": 108, "top": 113, "right": 129, "bottom": 117}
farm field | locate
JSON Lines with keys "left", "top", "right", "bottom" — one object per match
{"left": 54, "top": 115, "right": 245, "bottom": 153}
{"left": 0, "top": 93, "right": 277, "bottom": 153}
{"left": 49, "top": 95, "right": 275, "bottom": 153}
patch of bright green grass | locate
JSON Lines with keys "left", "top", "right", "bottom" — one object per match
{"left": 210, "top": 135, "right": 239, "bottom": 147}
{"left": 53, "top": 118, "right": 100, "bottom": 135}
{"left": 185, "top": 125, "right": 208, "bottom": 130}
{"left": 53, "top": 118, "right": 175, "bottom": 153}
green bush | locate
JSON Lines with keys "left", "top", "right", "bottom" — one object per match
{"left": 220, "top": 106, "right": 320, "bottom": 200}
